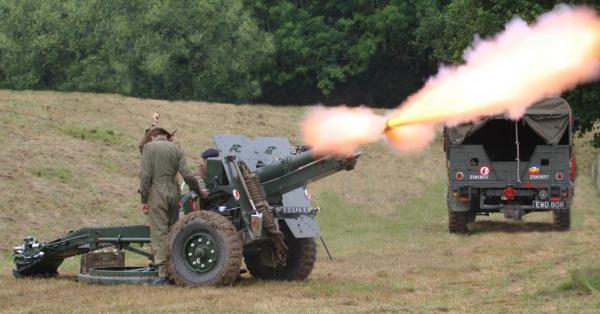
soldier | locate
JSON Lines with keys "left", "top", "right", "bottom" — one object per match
{"left": 139, "top": 125, "right": 200, "bottom": 285}
{"left": 138, "top": 112, "right": 161, "bottom": 154}
{"left": 193, "top": 148, "right": 219, "bottom": 199}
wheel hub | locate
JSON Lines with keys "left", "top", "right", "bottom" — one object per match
{"left": 183, "top": 232, "right": 218, "bottom": 273}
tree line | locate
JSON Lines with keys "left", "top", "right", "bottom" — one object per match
{"left": 0, "top": 0, "right": 598, "bottom": 142}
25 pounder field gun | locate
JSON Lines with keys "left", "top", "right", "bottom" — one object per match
{"left": 13, "top": 135, "right": 360, "bottom": 286}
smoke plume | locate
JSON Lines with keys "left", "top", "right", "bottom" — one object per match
{"left": 303, "top": 5, "right": 600, "bottom": 156}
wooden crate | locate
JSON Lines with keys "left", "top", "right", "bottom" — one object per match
{"left": 80, "top": 251, "right": 125, "bottom": 274}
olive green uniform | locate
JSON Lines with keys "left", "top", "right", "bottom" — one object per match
{"left": 139, "top": 138, "right": 200, "bottom": 278}
{"left": 192, "top": 171, "right": 208, "bottom": 209}
{"left": 138, "top": 124, "right": 157, "bottom": 154}
{"left": 193, "top": 171, "right": 207, "bottom": 191}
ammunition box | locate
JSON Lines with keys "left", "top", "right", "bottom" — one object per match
{"left": 80, "top": 251, "right": 125, "bottom": 274}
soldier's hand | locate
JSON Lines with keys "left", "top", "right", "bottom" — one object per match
{"left": 200, "top": 189, "right": 209, "bottom": 199}
{"left": 141, "top": 204, "right": 150, "bottom": 215}
{"left": 198, "top": 164, "right": 207, "bottom": 177}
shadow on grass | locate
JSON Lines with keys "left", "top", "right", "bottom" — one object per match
{"left": 469, "top": 220, "right": 557, "bottom": 234}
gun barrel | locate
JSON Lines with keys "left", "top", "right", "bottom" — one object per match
{"left": 384, "top": 118, "right": 413, "bottom": 132}
{"left": 256, "top": 150, "right": 360, "bottom": 197}
{"left": 256, "top": 150, "right": 316, "bottom": 182}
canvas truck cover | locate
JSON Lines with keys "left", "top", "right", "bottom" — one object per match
{"left": 447, "top": 96, "right": 571, "bottom": 145}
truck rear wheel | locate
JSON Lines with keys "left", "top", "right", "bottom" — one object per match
{"left": 448, "top": 210, "right": 469, "bottom": 234}
{"left": 553, "top": 208, "right": 570, "bottom": 231}
{"left": 166, "top": 211, "right": 242, "bottom": 286}
{"left": 244, "top": 229, "right": 316, "bottom": 281}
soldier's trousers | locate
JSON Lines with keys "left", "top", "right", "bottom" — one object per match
{"left": 147, "top": 182, "right": 179, "bottom": 278}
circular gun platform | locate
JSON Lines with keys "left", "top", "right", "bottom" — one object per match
{"left": 77, "top": 267, "right": 158, "bottom": 285}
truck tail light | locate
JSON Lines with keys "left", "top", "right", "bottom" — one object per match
{"left": 502, "top": 187, "right": 517, "bottom": 201}
{"left": 458, "top": 187, "right": 470, "bottom": 202}
{"left": 555, "top": 172, "right": 564, "bottom": 181}
{"left": 455, "top": 171, "right": 464, "bottom": 181}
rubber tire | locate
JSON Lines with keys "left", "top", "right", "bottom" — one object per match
{"left": 553, "top": 207, "right": 570, "bottom": 231}
{"left": 166, "top": 211, "right": 242, "bottom": 287}
{"left": 449, "top": 210, "right": 469, "bottom": 234}
{"left": 244, "top": 229, "right": 316, "bottom": 281}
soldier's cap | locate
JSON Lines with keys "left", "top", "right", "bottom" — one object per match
{"left": 143, "top": 122, "right": 160, "bottom": 135}
{"left": 201, "top": 148, "right": 219, "bottom": 159}
{"left": 148, "top": 125, "right": 171, "bottom": 137}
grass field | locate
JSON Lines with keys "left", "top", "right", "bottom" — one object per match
{"left": 0, "top": 90, "right": 599, "bottom": 313}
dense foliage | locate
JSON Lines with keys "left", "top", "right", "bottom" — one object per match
{"left": 0, "top": 0, "right": 272, "bottom": 103}
{"left": 0, "top": 0, "right": 598, "bottom": 140}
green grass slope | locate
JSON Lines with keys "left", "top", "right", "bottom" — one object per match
{"left": 0, "top": 90, "right": 599, "bottom": 313}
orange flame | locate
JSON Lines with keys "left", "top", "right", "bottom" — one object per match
{"left": 302, "top": 107, "right": 385, "bottom": 156}
{"left": 302, "top": 5, "right": 600, "bottom": 155}
{"left": 385, "top": 123, "right": 436, "bottom": 153}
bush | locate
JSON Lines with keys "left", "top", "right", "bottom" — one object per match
{"left": 0, "top": 0, "right": 273, "bottom": 103}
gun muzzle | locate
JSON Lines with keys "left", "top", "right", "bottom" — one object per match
{"left": 384, "top": 118, "right": 412, "bottom": 133}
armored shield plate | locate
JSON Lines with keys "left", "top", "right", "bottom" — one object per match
{"left": 281, "top": 189, "right": 321, "bottom": 237}
{"left": 212, "top": 135, "right": 320, "bottom": 238}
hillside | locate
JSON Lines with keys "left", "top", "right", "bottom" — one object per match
{"left": 1, "top": 90, "right": 599, "bottom": 313}
{"left": 0, "top": 90, "right": 441, "bottom": 248}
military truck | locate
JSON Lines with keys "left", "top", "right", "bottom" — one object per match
{"left": 444, "top": 97, "right": 575, "bottom": 233}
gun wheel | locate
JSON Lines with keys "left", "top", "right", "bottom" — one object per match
{"left": 166, "top": 211, "right": 242, "bottom": 286}
{"left": 244, "top": 227, "right": 316, "bottom": 281}
{"left": 553, "top": 207, "right": 570, "bottom": 231}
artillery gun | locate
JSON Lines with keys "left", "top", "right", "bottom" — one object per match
{"left": 13, "top": 135, "right": 359, "bottom": 286}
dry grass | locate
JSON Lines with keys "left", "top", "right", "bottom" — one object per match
{"left": 0, "top": 90, "right": 599, "bottom": 313}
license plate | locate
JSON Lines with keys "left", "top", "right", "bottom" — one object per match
{"left": 532, "top": 200, "right": 565, "bottom": 209}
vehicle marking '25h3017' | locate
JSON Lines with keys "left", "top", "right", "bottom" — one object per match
{"left": 528, "top": 164, "right": 549, "bottom": 180}
{"left": 529, "top": 174, "right": 550, "bottom": 180}
{"left": 469, "top": 174, "right": 489, "bottom": 180}
{"left": 469, "top": 166, "right": 490, "bottom": 180}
